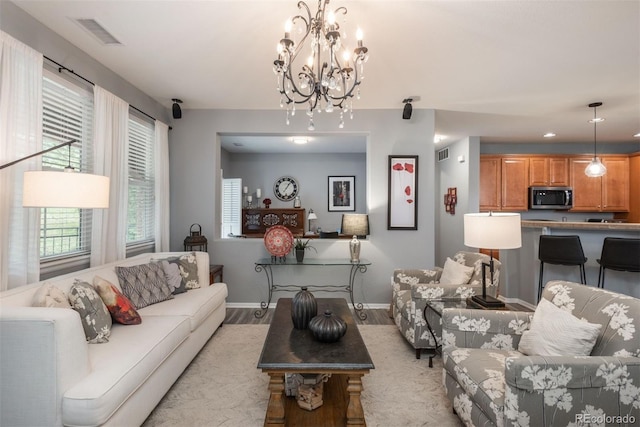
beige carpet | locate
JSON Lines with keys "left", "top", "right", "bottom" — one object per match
{"left": 143, "top": 324, "right": 463, "bottom": 427}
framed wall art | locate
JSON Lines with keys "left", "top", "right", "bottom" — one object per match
{"left": 328, "top": 176, "right": 355, "bottom": 211}
{"left": 388, "top": 155, "right": 418, "bottom": 230}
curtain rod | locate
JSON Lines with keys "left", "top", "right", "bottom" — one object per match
{"left": 43, "top": 55, "right": 163, "bottom": 125}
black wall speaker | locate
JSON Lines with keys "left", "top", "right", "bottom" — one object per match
{"left": 172, "top": 98, "right": 183, "bottom": 119}
{"left": 402, "top": 102, "right": 412, "bottom": 120}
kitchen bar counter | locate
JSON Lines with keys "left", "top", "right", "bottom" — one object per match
{"left": 522, "top": 220, "right": 640, "bottom": 231}
{"left": 500, "top": 221, "right": 640, "bottom": 305}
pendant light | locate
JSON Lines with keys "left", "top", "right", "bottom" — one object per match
{"left": 584, "top": 102, "right": 607, "bottom": 178}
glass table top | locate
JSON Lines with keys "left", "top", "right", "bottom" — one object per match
{"left": 256, "top": 257, "right": 371, "bottom": 266}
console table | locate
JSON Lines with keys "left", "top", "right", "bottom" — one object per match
{"left": 254, "top": 258, "right": 371, "bottom": 320}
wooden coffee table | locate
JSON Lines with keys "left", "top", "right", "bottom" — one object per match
{"left": 257, "top": 298, "right": 374, "bottom": 426}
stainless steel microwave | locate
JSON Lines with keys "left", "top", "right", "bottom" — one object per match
{"left": 529, "top": 187, "right": 573, "bottom": 210}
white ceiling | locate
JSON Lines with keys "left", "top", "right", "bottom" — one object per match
{"left": 12, "top": 0, "right": 640, "bottom": 150}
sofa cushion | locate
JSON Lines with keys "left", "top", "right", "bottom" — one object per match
{"left": 62, "top": 315, "right": 191, "bottom": 426}
{"left": 31, "top": 283, "right": 71, "bottom": 308}
{"left": 443, "top": 346, "right": 522, "bottom": 425}
{"left": 518, "top": 298, "right": 602, "bottom": 356}
{"left": 440, "top": 257, "right": 474, "bottom": 284}
{"left": 93, "top": 276, "right": 142, "bottom": 325}
{"left": 139, "top": 283, "right": 227, "bottom": 331}
{"left": 68, "top": 280, "right": 112, "bottom": 343}
{"left": 115, "top": 262, "right": 174, "bottom": 309}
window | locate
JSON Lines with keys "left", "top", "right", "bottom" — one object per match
{"left": 40, "top": 71, "right": 94, "bottom": 260}
{"left": 221, "top": 177, "right": 242, "bottom": 237}
{"left": 126, "top": 114, "right": 155, "bottom": 246}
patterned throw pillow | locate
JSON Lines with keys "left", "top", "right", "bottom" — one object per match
{"left": 158, "top": 253, "right": 200, "bottom": 290}
{"left": 115, "top": 262, "right": 174, "bottom": 309}
{"left": 32, "top": 283, "right": 71, "bottom": 308}
{"left": 68, "top": 280, "right": 112, "bottom": 343}
{"left": 160, "top": 260, "right": 187, "bottom": 294}
{"left": 93, "top": 276, "right": 142, "bottom": 325}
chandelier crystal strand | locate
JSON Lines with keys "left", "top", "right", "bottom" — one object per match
{"left": 274, "top": 0, "right": 368, "bottom": 129}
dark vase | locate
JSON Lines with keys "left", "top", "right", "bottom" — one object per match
{"left": 295, "top": 248, "right": 305, "bottom": 263}
{"left": 291, "top": 287, "right": 317, "bottom": 329}
{"left": 309, "top": 310, "right": 347, "bottom": 343}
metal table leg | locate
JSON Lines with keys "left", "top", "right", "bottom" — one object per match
{"left": 255, "top": 264, "right": 274, "bottom": 318}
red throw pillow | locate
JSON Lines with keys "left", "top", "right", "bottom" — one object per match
{"left": 93, "top": 276, "right": 142, "bottom": 325}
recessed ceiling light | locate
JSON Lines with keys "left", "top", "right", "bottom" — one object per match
{"left": 434, "top": 134, "right": 446, "bottom": 144}
{"left": 634, "top": 133, "right": 640, "bottom": 138}
{"left": 293, "top": 138, "right": 308, "bottom": 145}
{"left": 543, "top": 133, "right": 556, "bottom": 138}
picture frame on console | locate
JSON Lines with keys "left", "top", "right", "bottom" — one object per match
{"left": 388, "top": 155, "right": 418, "bottom": 230}
{"left": 328, "top": 176, "right": 355, "bottom": 212}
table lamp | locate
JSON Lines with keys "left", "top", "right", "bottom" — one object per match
{"left": 307, "top": 209, "right": 318, "bottom": 233}
{"left": 341, "top": 214, "right": 369, "bottom": 263}
{"left": 463, "top": 212, "right": 521, "bottom": 308}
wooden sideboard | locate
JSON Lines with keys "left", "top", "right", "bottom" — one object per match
{"left": 242, "top": 208, "right": 305, "bottom": 237}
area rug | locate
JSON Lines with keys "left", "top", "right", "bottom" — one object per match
{"left": 142, "top": 324, "right": 463, "bottom": 427}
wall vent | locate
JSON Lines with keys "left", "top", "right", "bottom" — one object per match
{"left": 437, "top": 147, "right": 449, "bottom": 162}
{"left": 74, "top": 18, "right": 122, "bottom": 45}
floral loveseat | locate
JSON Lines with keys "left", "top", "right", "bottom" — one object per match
{"left": 392, "top": 251, "right": 501, "bottom": 358}
{"left": 442, "top": 280, "right": 640, "bottom": 426}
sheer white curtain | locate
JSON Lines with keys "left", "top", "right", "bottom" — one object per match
{"left": 0, "top": 32, "right": 43, "bottom": 291}
{"left": 90, "top": 86, "right": 129, "bottom": 266}
{"left": 154, "top": 120, "right": 170, "bottom": 252}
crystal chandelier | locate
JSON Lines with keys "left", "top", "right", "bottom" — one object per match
{"left": 273, "top": 0, "right": 369, "bottom": 130}
{"left": 584, "top": 102, "right": 607, "bottom": 178}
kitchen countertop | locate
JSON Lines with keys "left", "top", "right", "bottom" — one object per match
{"left": 521, "top": 220, "right": 640, "bottom": 231}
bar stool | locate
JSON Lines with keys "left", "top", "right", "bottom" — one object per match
{"left": 597, "top": 238, "right": 640, "bottom": 288}
{"left": 538, "top": 235, "right": 587, "bottom": 301}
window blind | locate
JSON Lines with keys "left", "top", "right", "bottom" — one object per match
{"left": 222, "top": 178, "right": 242, "bottom": 237}
{"left": 40, "top": 71, "right": 94, "bottom": 259}
{"left": 126, "top": 114, "right": 155, "bottom": 245}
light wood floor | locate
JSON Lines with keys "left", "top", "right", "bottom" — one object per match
{"left": 224, "top": 307, "right": 394, "bottom": 325}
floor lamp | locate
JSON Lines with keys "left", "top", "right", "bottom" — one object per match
{"left": 463, "top": 212, "right": 521, "bottom": 308}
{"left": 0, "top": 139, "right": 110, "bottom": 208}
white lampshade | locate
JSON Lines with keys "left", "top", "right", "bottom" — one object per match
{"left": 23, "top": 170, "right": 110, "bottom": 208}
{"left": 341, "top": 214, "right": 370, "bottom": 236}
{"left": 464, "top": 212, "right": 522, "bottom": 250}
{"left": 308, "top": 211, "right": 318, "bottom": 220}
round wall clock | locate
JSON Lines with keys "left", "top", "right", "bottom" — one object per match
{"left": 274, "top": 176, "right": 299, "bottom": 201}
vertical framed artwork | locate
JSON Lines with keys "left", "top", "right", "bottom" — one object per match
{"left": 388, "top": 155, "right": 418, "bottom": 230}
{"left": 328, "top": 176, "right": 355, "bottom": 211}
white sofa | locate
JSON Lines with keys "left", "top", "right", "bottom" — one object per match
{"left": 0, "top": 251, "right": 228, "bottom": 427}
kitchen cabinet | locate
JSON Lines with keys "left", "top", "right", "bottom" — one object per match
{"left": 480, "top": 156, "right": 529, "bottom": 211}
{"left": 570, "top": 156, "right": 629, "bottom": 212}
{"left": 529, "top": 156, "right": 569, "bottom": 186}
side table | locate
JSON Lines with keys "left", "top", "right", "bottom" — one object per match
{"left": 209, "top": 264, "right": 224, "bottom": 284}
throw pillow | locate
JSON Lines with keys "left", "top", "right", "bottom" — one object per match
{"left": 32, "top": 283, "right": 71, "bottom": 308}
{"left": 518, "top": 298, "right": 602, "bottom": 357}
{"left": 159, "top": 260, "right": 187, "bottom": 294}
{"left": 68, "top": 280, "right": 112, "bottom": 343}
{"left": 156, "top": 253, "right": 200, "bottom": 290}
{"left": 115, "top": 262, "right": 174, "bottom": 309}
{"left": 439, "top": 257, "right": 474, "bottom": 285}
{"left": 93, "top": 276, "right": 142, "bottom": 325}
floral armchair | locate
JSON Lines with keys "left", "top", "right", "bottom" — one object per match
{"left": 392, "top": 251, "right": 501, "bottom": 359}
{"left": 442, "top": 280, "right": 640, "bottom": 427}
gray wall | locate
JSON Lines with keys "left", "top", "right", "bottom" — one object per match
{"left": 435, "top": 137, "right": 482, "bottom": 266}
{"left": 169, "top": 109, "right": 436, "bottom": 306}
{"left": 1, "top": 1, "right": 170, "bottom": 124}
{"left": 482, "top": 142, "right": 640, "bottom": 155}
{"left": 223, "top": 152, "right": 367, "bottom": 232}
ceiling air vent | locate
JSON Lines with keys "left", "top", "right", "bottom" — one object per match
{"left": 437, "top": 147, "right": 449, "bottom": 162}
{"left": 74, "top": 18, "right": 122, "bottom": 45}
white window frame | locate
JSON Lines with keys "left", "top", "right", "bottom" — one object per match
{"left": 222, "top": 177, "right": 242, "bottom": 238}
